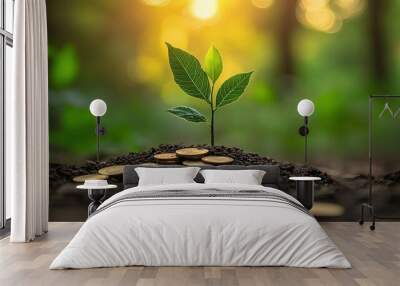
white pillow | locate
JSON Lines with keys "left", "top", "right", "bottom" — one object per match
{"left": 200, "top": 169, "right": 266, "bottom": 185}
{"left": 135, "top": 167, "right": 200, "bottom": 186}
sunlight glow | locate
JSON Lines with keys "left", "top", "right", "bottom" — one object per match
{"left": 190, "top": 0, "right": 218, "bottom": 20}
{"left": 133, "top": 56, "right": 163, "bottom": 83}
{"left": 160, "top": 17, "right": 188, "bottom": 49}
{"left": 252, "top": 0, "right": 274, "bottom": 9}
{"left": 142, "top": 0, "right": 170, "bottom": 7}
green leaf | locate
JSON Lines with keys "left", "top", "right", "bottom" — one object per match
{"left": 168, "top": 106, "right": 207, "bottom": 123}
{"left": 204, "top": 46, "right": 223, "bottom": 83}
{"left": 166, "top": 43, "right": 211, "bottom": 103}
{"left": 216, "top": 72, "right": 253, "bottom": 108}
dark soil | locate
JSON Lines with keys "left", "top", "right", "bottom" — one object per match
{"left": 50, "top": 144, "right": 333, "bottom": 191}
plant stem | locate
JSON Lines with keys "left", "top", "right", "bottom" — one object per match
{"left": 211, "top": 108, "right": 215, "bottom": 146}
{"left": 210, "top": 83, "right": 215, "bottom": 146}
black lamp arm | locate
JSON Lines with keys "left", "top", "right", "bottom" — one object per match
{"left": 96, "top": 116, "right": 106, "bottom": 136}
{"left": 298, "top": 116, "right": 309, "bottom": 136}
{"left": 298, "top": 116, "right": 309, "bottom": 165}
{"left": 95, "top": 116, "right": 106, "bottom": 162}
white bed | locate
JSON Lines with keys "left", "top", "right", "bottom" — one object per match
{"left": 50, "top": 183, "right": 351, "bottom": 269}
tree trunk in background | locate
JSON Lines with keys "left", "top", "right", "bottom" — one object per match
{"left": 368, "top": 0, "right": 387, "bottom": 84}
{"left": 276, "top": 0, "right": 297, "bottom": 95}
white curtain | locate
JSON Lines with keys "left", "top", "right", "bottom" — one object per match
{"left": 7, "top": 0, "right": 49, "bottom": 242}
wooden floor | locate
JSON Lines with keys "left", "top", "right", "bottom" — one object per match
{"left": 0, "top": 222, "right": 399, "bottom": 286}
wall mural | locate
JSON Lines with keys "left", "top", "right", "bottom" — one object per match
{"left": 47, "top": 0, "right": 400, "bottom": 221}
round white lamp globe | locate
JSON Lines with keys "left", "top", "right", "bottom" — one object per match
{"left": 297, "top": 99, "right": 315, "bottom": 117}
{"left": 89, "top": 99, "right": 107, "bottom": 117}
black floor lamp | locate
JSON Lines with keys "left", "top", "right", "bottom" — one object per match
{"left": 297, "top": 99, "right": 315, "bottom": 164}
{"left": 359, "top": 95, "right": 400, "bottom": 231}
{"left": 89, "top": 99, "right": 107, "bottom": 162}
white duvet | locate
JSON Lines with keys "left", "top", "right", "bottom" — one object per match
{"left": 50, "top": 183, "right": 351, "bottom": 269}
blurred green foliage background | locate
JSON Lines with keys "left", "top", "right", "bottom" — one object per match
{"left": 47, "top": 0, "right": 400, "bottom": 171}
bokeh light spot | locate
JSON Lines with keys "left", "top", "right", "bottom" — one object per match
{"left": 300, "top": 0, "right": 329, "bottom": 11}
{"left": 190, "top": 0, "right": 218, "bottom": 20}
{"left": 252, "top": 0, "right": 274, "bottom": 9}
{"left": 305, "top": 8, "right": 337, "bottom": 32}
{"left": 335, "top": 0, "right": 366, "bottom": 18}
{"left": 297, "top": 1, "right": 343, "bottom": 34}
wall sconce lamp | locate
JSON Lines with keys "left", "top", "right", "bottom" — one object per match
{"left": 297, "top": 99, "right": 315, "bottom": 164}
{"left": 89, "top": 99, "right": 107, "bottom": 162}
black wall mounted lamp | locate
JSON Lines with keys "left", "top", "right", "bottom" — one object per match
{"left": 297, "top": 99, "right": 315, "bottom": 164}
{"left": 89, "top": 99, "right": 107, "bottom": 162}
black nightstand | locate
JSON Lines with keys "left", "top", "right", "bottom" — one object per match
{"left": 289, "top": 177, "right": 321, "bottom": 210}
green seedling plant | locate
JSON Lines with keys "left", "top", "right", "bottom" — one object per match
{"left": 166, "top": 43, "right": 253, "bottom": 146}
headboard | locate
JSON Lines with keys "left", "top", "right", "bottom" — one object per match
{"left": 123, "top": 164, "right": 281, "bottom": 189}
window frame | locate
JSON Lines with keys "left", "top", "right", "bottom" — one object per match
{"left": 0, "top": 0, "right": 13, "bottom": 230}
